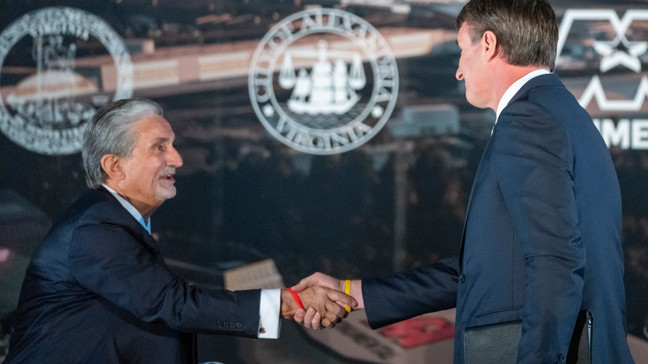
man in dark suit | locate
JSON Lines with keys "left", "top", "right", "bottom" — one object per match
{"left": 4, "top": 98, "right": 356, "bottom": 364}
{"left": 292, "top": 0, "right": 635, "bottom": 363}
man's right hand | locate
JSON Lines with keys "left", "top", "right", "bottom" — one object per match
{"left": 290, "top": 272, "right": 365, "bottom": 329}
{"left": 292, "top": 272, "right": 345, "bottom": 293}
{"left": 280, "top": 285, "right": 356, "bottom": 328}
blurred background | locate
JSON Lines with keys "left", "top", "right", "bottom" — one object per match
{"left": 1, "top": 0, "right": 648, "bottom": 362}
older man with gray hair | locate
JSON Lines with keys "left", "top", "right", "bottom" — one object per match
{"left": 5, "top": 98, "right": 356, "bottom": 364}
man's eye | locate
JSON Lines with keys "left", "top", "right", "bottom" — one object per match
{"left": 154, "top": 144, "right": 166, "bottom": 151}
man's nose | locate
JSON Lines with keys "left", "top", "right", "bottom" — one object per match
{"left": 168, "top": 147, "right": 183, "bottom": 167}
{"left": 456, "top": 68, "right": 463, "bottom": 81}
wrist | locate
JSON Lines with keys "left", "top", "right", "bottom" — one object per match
{"left": 351, "top": 280, "right": 365, "bottom": 309}
{"left": 287, "top": 287, "right": 305, "bottom": 310}
{"left": 338, "top": 279, "right": 346, "bottom": 292}
{"left": 281, "top": 288, "right": 306, "bottom": 319}
{"left": 280, "top": 289, "right": 294, "bottom": 318}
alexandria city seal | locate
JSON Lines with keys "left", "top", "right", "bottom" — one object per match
{"left": 249, "top": 8, "right": 399, "bottom": 155}
{"left": 0, "top": 7, "right": 133, "bottom": 155}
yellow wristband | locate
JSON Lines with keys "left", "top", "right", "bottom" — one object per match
{"left": 344, "top": 279, "right": 351, "bottom": 312}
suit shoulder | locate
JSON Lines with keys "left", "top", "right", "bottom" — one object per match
{"left": 54, "top": 189, "right": 113, "bottom": 221}
{"left": 45, "top": 189, "right": 132, "bottom": 240}
{"left": 499, "top": 98, "right": 563, "bottom": 131}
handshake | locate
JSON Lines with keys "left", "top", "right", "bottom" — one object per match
{"left": 280, "top": 273, "right": 364, "bottom": 329}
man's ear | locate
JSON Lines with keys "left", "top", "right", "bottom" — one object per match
{"left": 100, "top": 154, "right": 125, "bottom": 181}
{"left": 482, "top": 30, "right": 499, "bottom": 61}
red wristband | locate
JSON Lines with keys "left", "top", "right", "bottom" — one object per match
{"left": 286, "top": 288, "right": 305, "bottom": 310}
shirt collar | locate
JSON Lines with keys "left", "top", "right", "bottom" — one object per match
{"left": 102, "top": 184, "right": 152, "bottom": 234}
{"left": 495, "top": 69, "right": 551, "bottom": 122}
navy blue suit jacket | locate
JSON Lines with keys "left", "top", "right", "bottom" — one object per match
{"left": 363, "top": 74, "right": 634, "bottom": 364}
{"left": 5, "top": 188, "right": 261, "bottom": 364}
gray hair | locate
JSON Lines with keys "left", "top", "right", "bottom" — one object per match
{"left": 456, "top": 0, "right": 558, "bottom": 71}
{"left": 82, "top": 98, "right": 164, "bottom": 189}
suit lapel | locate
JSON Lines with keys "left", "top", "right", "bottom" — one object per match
{"left": 95, "top": 187, "right": 162, "bottom": 255}
{"left": 459, "top": 135, "right": 492, "bottom": 272}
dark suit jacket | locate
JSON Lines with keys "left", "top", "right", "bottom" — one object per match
{"left": 5, "top": 188, "right": 261, "bottom": 364}
{"left": 362, "top": 74, "right": 634, "bottom": 364}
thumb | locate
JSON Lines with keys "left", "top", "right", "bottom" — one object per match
{"left": 291, "top": 274, "right": 317, "bottom": 292}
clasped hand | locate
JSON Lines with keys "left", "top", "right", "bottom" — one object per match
{"left": 284, "top": 273, "right": 359, "bottom": 329}
{"left": 281, "top": 275, "right": 356, "bottom": 329}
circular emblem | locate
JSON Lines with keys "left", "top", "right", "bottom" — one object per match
{"left": 0, "top": 7, "right": 133, "bottom": 155}
{"left": 249, "top": 8, "right": 398, "bottom": 155}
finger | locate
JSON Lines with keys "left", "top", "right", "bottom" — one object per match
{"left": 315, "top": 286, "right": 355, "bottom": 315}
{"left": 293, "top": 308, "right": 306, "bottom": 324}
{"left": 331, "top": 301, "right": 351, "bottom": 323}
{"left": 325, "top": 298, "right": 346, "bottom": 317}
{"left": 328, "top": 299, "right": 349, "bottom": 319}
{"left": 327, "top": 289, "right": 357, "bottom": 309}
{"left": 323, "top": 305, "right": 344, "bottom": 324}
{"left": 302, "top": 307, "right": 315, "bottom": 328}
{"left": 321, "top": 318, "right": 335, "bottom": 329}
{"left": 312, "top": 311, "right": 322, "bottom": 330}
{"left": 303, "top": 307, "right": 316, "bottom": 328}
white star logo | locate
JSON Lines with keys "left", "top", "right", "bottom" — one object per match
{"left": 557, "top": 9, "right": 648, "bottom": 111}
{"left": 593, "top": 36, "right": 648, "bottom": 73}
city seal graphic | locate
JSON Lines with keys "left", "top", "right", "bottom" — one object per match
{"left": 249, "top": 8, "right": 399, "bottom": 155}
{"left": 0, "top": 7, "right": 133, "bottom": 155}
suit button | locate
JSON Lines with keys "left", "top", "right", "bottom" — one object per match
{"left": 459, "top": 274, "right": 465, "bottom": 282}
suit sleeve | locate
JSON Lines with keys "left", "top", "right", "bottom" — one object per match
{"left": 68, "top": 220, "right": 261, "bottom": 337}
{"left": 492, "top": 102, "right": 585, "bottom": 362}
{"left": 362, "top": 256, "right": 459, "bottom": 329}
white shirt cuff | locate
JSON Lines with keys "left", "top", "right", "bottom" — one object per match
{"left": 258, "top": 288, "right": 281, "bottom": 339}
